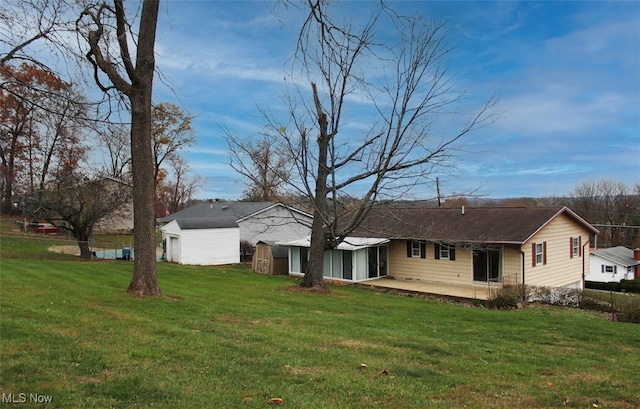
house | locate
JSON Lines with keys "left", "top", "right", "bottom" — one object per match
{"left": 279, "top": 206, "right": 599, "bottom": 293}
{"left": 94, "top": 177, "right": 134, "bottom": 233}
{"left": 587, "top": 246, "right": 640, "bottom": 283}
{"left": 159, "top": 201, "right": 312, "bottom": 266}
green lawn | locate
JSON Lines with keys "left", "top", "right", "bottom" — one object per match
{"left": 1, "top": 257, "right": 639, "bottom": 408}
{"left": 0, "top": 219, "right": 137, "bottom": 260}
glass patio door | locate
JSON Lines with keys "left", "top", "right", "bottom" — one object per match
{"left": 473, "top": 248, "right": 500, "bottom": 282}
{"left": 367, "top": 246, "right": 388, "bottom": 278}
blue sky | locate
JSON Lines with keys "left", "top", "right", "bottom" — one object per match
{"left": 152, "top": 1, "right": 640, "bottom": 200}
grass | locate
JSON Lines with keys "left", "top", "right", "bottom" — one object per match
{"left": 0, "top": 230, "right": 78, "bottom": 260}
{"left": 1, "top": 234, "right": 639, "bottom": 408}
{"left": 585, "top": 288, "right": 638, "bottom": 309}
{"left": 0, "top": 219, "right": 138, "bottom": 260}
{"left": 1, "top": 261, "right": 639, "bottom": 408}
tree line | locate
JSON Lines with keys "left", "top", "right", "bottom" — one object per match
{"left": 0, "top": 63, "right": 201, "bottom": 248}
{"left": 1, "top": 0, "right": 206, "bottom": 294}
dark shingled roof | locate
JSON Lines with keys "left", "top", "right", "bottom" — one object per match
{"left": 174, "top": 218, "right": 238, "bottom": 230}
{"left": 159, "top": 201, "right": 276, "bottom": 223}
{"left": 350, "top": 206, "right": 598, "bottom": 245}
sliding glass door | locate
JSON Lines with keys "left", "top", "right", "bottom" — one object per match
{"left": 473, "top": 248, "right": 501, "bottom": 282}
{"left": 367, "top": 246, "right": 388, "bottom": 279}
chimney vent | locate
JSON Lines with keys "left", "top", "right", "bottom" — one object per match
{"left": 461, "top": 206, "right": 465, "bottom": 215}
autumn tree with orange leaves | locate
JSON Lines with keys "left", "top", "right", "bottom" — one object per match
{"left": 150, "top": 102, "right": 199, "bottom": 215}
{"left": 0, "top": 63, "right": 87, "bottom": 214}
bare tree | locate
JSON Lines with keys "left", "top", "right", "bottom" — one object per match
{"left": 156, "top": 155, "right": 202, "bottom": 214}
{"left": 567, "top": 179, "right": 640, "bottom": 248}
{"left": 78, "top": 0, "right": 161, "bottom": 296}
{"left": 1, "top": 0, "right": 93, "bottom": 127}
{"left": 96, "top": 122, "right": 131, "bottom": 181}
{"left": 229, "top": 135, "right": 293, "bottom": 201}
{"left": 229, "top": 2, "right": 495, "bottom": 288}
{"left": 29, "top": 83, "right": 88, "bottom": 201}
{"left": 0, "top": 0, "right": 77, "bottom": 68}
{"left": 97, "top": 101, "right": 198, "bottom": 217}
{"left": 34, "top": 174, "right": 131, "bottom": 259}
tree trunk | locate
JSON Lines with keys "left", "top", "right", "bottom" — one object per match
{"left": 2, "top": 179, "right": 12, "bottom": 214}
{"left": 126, "top": 0, "right": 161, "bottom": 296}
{"left": 1, "top": 144, "right": 16, "bottom": 214}
{"left": 302, "top": 205, "right": 328, "bottom": 288}
{"left": 127, "top": 100, "right": 160, "bottom": 295}
{"left": 78, "top": 239, "right": 92, "bottom": 260}
{"left": 301, "top": 82, "right": 330, "bottom": 288}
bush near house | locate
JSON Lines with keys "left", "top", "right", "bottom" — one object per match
{"left": 487, "top": 284, "right": 530, "bottom": 309}
{"left": 586, "top": 279, "right": 640, "bottom": 294}
{"left": 489, "top": 284, "right": 640, "bottom": 323}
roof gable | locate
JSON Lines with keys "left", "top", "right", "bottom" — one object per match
{"left": 235, "top": 203, "right": 313, "bottom": 223}
{"left": 520, "top": 206, "right": 599, "bottom": 243}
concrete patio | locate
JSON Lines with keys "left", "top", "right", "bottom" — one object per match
{"left": 359, "top": 276, "right": 495, "bottom": 301}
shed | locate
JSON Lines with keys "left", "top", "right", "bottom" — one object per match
{"left": 160, "top": 218, "right": 240, "bottom": 265}
{"left": 252, "top": 240, "right": 289, "bottom": 275}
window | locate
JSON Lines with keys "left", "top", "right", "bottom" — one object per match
{"left": 434, "top": 243, "right": 456, "bottom": 261}
{"left": 532, "top": 242, "right": 546, "bottom": 266}
{"left": 411, "top": 241, "right": 421, "bottom": 257}
{"left": 440, "top": 245, "right": 450, "bottom": 260}
{"left": 535, "top": 243, "right": 544, "bottom": 265}
{"left": 406, "top": 241, "right": 426, "bottom": 258}
{"left": 602, "top": 265, "right": 617, "bottom": 274}
{"left": 290, "top": 247, "right": 300, "bottom": 273}
{"left": 570, "top": 237, "right": 581, "bottom": 258}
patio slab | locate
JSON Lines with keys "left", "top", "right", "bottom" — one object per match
{"left": 359, "top": 276, "right": 494, "bottom": 301}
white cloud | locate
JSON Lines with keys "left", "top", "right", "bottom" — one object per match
{"left": 156, "top": 1, "right": 639, "bottom": 200}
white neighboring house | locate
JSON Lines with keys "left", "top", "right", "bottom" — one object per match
{"left": 161, "top": 218, "right": 239, "bottom": 265}
{"left": 158, "top": 201, "right": 312, "bottom": 266}
{"left": 587, "top": 246, "right": 640, "bottom": 283}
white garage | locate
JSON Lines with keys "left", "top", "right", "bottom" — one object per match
{"left": 160, "top": 218, "right": 240, "bottom": 265}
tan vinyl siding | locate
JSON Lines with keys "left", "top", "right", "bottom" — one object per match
{"left": 502, "top": 246, "right": 524, "bottom": 285}
{"left": 388, "top": 241, "right": 471, "bottom": 286}
{"left": 522, "top": 214, "right": 588, "bottom": 288}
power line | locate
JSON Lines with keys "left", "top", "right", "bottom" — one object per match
{"left": 591, "top": 224, "right": 640, "bottom": 229}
